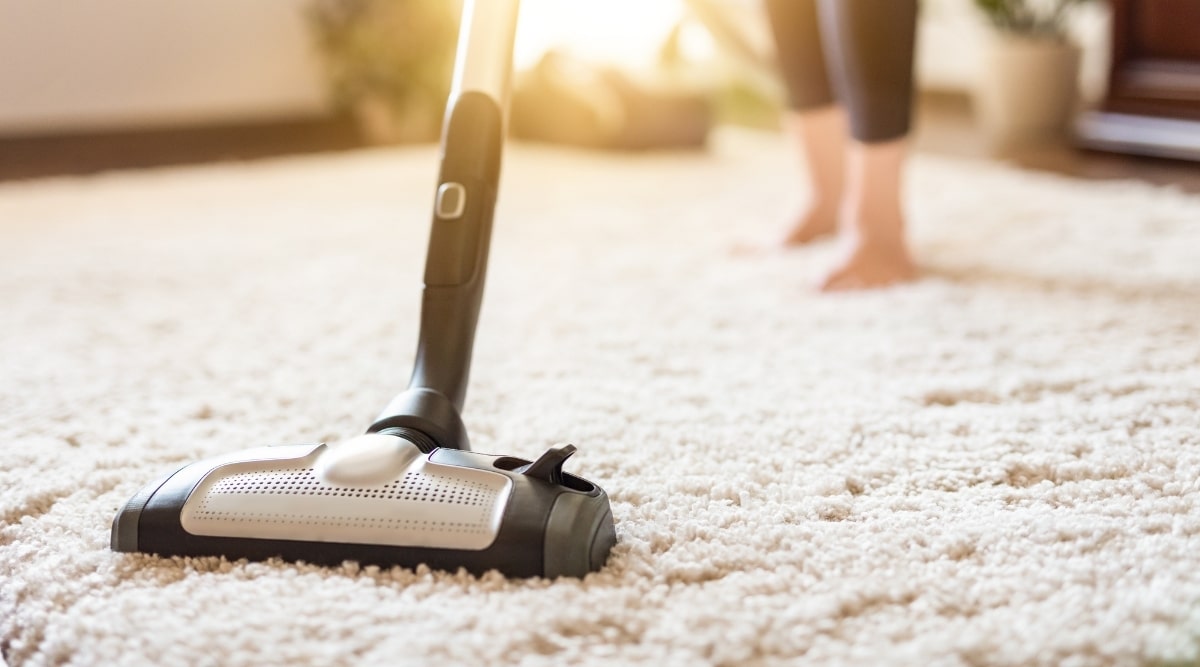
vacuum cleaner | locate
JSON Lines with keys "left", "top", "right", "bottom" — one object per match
{"left": 111, "top": 0, "right": 616, "bottom": 579}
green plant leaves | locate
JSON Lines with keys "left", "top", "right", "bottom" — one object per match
{"left": 972, "top": 0, "right": 1094, "bottom": 39}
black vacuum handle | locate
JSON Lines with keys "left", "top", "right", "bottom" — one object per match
{"left": 369, "top": 0, "right": 520, "bottom": 448}
{"left": 407, "top": 90, "right": 504, "bottom": 412}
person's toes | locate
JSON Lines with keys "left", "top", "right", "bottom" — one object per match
{"left": 781, "top": 223, "right": 833, "bottom": 246}
{"left": 818, "top": 267, "right": 861, "bottom": 291}
{"left": 780, "top": 212, "right": 837, "bottom": 247}
{"left": 730, "top": 224, "right": 832, "bottom": 258}
{"left": 818, "top": 247, "right": 916, "bottom": 292}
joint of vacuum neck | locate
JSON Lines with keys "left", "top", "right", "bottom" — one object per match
{"left": 367, "top": 387, "right": 470, "bottom": 451}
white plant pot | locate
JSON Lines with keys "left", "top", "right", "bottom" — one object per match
{"left": 973, "top": 34, "right": 1082, "bottom": 148}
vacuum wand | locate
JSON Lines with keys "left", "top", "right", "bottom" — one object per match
{"left": 366, "top": 0, "right": 520, "bottom": 450}
{"left": 406, "top": 0, "right": 519, "bottom": 414}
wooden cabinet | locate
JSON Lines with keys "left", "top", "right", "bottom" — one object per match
{"left": 1079, "top": 0, "right": 1200, "bottom": 159}
{"left": 1107, "top": 0, "right": 1200, "bottom": 120}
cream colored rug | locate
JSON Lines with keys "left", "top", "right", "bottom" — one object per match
{"left": 2, "top": 130, "right": 1199, "bottom": 667}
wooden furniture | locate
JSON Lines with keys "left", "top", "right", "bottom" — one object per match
{"left": 1078, "top": 0, "right": 1200, "bottom": 160}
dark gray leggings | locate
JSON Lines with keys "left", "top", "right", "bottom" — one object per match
{"left": 765, "top": 0, "right": 918, "bottom": 143}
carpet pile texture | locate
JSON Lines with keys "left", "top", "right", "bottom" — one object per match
{"left": 2, "top": 131, "right": 1199, "bottom": 666}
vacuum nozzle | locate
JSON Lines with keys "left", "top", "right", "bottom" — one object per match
{"left": 112, "top": 441, "right": 615, "bottom": 578}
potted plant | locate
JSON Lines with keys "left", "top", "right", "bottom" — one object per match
{"left": 308, "top": 0, "right": 460, "bottom": 144}
{"left": 972, "top": 0, "right": 1094, "bottom": 147}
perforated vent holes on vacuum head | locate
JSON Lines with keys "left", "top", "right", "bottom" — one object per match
{"left": 180, "top": 461, "right": 512, "bottom": 550}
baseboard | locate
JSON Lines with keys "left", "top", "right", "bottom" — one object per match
{"left": 1077, "top": 111, "right": 1200, "bottom": 162}
{"left": 0, "top": 115, "right": 364, "bottom": 182}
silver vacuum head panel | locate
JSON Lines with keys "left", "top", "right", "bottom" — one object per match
{"left": 113, "top": 441, "right": 616, "bottom": 578}
{"left": 180, "top": 448, "right": 511, "bottom": 551}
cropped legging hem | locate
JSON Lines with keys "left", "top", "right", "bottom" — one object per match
{"left": 766, "top": 0, "right": 918, "bottom": 144}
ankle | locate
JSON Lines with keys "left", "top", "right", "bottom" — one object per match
{"left": 806, "top": 198, "right": 840, "bottom": 221}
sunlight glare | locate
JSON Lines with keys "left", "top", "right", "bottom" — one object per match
{"left": 514, "top": 0, "right": 685, "bottom": 70}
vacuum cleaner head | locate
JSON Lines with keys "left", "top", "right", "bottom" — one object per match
{"left": 111, "top": 0, "right": 616, "bottom": 578}
{"left": 112, "top": 436, "right": 615, "bottom": 578}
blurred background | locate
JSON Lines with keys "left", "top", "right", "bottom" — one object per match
{"left": 0, "top": 0, "right": 1197, "bottom": 187}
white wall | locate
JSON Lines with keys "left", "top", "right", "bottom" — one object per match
{"left": 0, "top": 0, "right": 327, "bottom": 135}
{"left": 0, "top": 0, "right": 1111, "bottom": 137}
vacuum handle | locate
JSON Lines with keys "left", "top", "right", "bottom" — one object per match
{"left": 406, "top": 0, "right": 520, "bottom": 413}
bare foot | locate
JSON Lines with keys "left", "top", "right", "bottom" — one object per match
{"left": 820, "top": 237, "right": 916, "bottom": 291}
{"left": 819, "top": 138, "right": 916, "bottom": 291}
{"left": 735, "top": 108, "right": 847, "bottom": 255}
{"left": 780, "top": 205, "right": 838, "bottom": 246}
{"left": 732, "top": 205, "right": 837, "bottom": 255}
{"left": 776, "top": 109, "right": 845, "bottom": 247}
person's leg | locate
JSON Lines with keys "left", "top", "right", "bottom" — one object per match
{"left": 817, "top": 0, "right": 918, "bottom": 290}
{"left": 763, "top": 0, "right": 846, "bottom": 246}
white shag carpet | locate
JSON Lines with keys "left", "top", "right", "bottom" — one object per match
{"left": 2, "top": 130, "right": 1199, "bottom": 667}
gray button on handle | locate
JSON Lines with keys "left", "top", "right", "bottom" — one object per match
{"left": 436, "top": 182, "right": 467, "bottom": 220}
